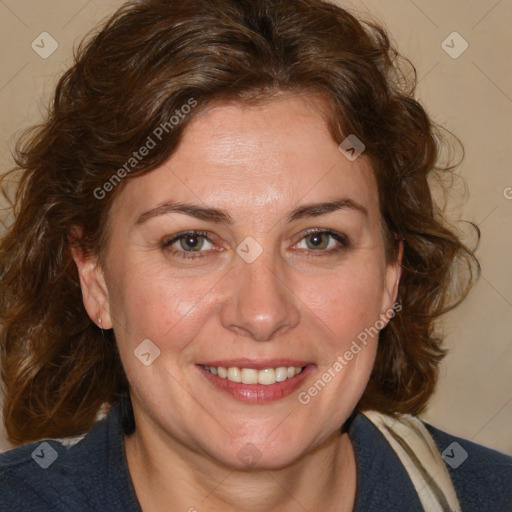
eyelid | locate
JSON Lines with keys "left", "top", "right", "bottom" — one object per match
{"left": 161, "top": 230, "right": 218, "bottom": 260}
{"left": 293, "top": 228, "right": 350, "bottom": 249}
{"left": 161, "top": 230, "right": 213, "bottom": 248}
{"left": 160, "top": 228, "right": 349, "bottom": 260}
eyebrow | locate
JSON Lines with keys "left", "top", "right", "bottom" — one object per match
{"left": 135, "top": 197, "right": 368, "bottom": 225}
{"left": 136, "top": 202, "right": 232, "bottom": 225}
{"left": 287, "top": 198, "right": 368, "bottom": 222}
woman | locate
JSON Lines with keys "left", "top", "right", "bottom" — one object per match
{"left": 0, "top": 0, "right": 510, "bottom": 510}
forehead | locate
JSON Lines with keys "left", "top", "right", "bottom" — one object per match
{"left": 113, "top": 94, "right": 379, "bottom": 221}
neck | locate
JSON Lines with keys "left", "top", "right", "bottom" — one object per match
{"left": 124, "top": 414, "right": 357, "bottom": 512}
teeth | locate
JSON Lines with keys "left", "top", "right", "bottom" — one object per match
{"left": 257, "top": 368, "right": 275, "bottom": 385}
{"left": 227, "top": 367, "right": 241, "bottom": 382}
{"left": 241, "top": 368, "right": 259, "bottom": 384}
{"left": 275, "top": 367, "right": 288, "bottom": 382}
{"left": 204, "top": 365, "right": 305, "bottom": 385}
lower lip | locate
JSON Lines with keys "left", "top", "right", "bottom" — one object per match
{"left": 197, "top": 364, "right": 315, "bottom": 403}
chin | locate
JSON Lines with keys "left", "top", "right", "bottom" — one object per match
{"left": 204, "top": 436, "right": 311, "bottom": 472}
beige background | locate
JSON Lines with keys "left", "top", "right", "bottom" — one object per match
{"left": 0, "top": 0, "right": 510, "bottom": 455}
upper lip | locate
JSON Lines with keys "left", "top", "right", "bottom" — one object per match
{"left": 198, "top": 359, "right": 313, "bottom": 370}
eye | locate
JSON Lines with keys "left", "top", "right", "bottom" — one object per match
{"left": 295, "top": 229, "right": 349, "bottom": 253}
{"left": 162, "top": 230, "right": 215, "bottom": 258}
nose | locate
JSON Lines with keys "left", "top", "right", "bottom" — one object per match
{"left": 220, "top": 254, "right": 300, "bottom": 342}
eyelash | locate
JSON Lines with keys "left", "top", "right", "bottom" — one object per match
{"left": 161, "top": 230, "right": 215, "bottom": 260}
{"left": 161, "top": 229, "right": 350, "bottom": 260}
{"left": 297, "top": 228, "right": 350, "bottom": 255}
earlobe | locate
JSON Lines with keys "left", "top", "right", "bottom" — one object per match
{"left": 69, "top": 234, "right": 113, "bottom": 329}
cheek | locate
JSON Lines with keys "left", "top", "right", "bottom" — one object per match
{"left": 299, "top": 259, "right": 385, "bottom": 350}
{"left": 107, "top": 258, "right": 220, "bottom": 353}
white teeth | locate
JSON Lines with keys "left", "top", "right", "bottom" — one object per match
{"left": 257, "top": 368, "right": 275, "bottom": 385}
{"left": 204, "top": 365, "right": 305, "bottom": 385}
{"left": 275, "top": 366, "right": 288, "bottom": 382}
{"left": 227, "top": 367, "right": 242, "bottom": 382}
{"left": 241, "top": 368, "right": 258, "bottom": 384}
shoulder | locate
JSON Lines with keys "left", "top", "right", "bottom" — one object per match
{"left": 349, "top": 411, "right": 512, "bottom": 511}
{"left": 0, "top": 439, "right": 73, "bottom": 511}
{"left": 0, "top": 429, "right": 99, "bottom": 511}
{"left": 0, "top": 400, "right": 140, "bottom": 511}
{"left": 0, "top": 401, "right": 139, "bottom": 512}
{"left": 424, "top": 421, "right": 512, "bottom": 511}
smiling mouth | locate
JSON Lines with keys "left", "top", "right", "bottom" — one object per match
{"left": 202, "top": 365, "right": 305, "bottom": 385}
{"left": 197, "top": 362, "right": 314, "bottom": 403}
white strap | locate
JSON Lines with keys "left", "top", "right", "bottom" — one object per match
{"left": 362, "top": 410, "right": 461, "bottom": 511}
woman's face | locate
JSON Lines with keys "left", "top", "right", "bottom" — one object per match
{"left": 78, "top": 94, "right": 401, "bottom": 469}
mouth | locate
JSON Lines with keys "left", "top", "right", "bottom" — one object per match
{"left": 196, "top": 360, "right": 315, "bottom": 403}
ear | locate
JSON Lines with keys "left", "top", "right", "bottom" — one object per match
{"left": 69, "top": 229, "right": 113, "bottom": 329}
{"left": 380, "top": 239, "right": 403, "bottom": 320}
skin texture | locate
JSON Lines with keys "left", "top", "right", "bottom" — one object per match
{"left": 73, "top": 94, "right": 402, "bottom": 511}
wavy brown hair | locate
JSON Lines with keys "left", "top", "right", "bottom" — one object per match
{"left": 0, "top": 0, "right": 479, "bottom": 445}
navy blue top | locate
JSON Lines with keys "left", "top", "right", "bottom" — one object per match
{"left": 1, "top": 400, "right": 511, "bottom": 511}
